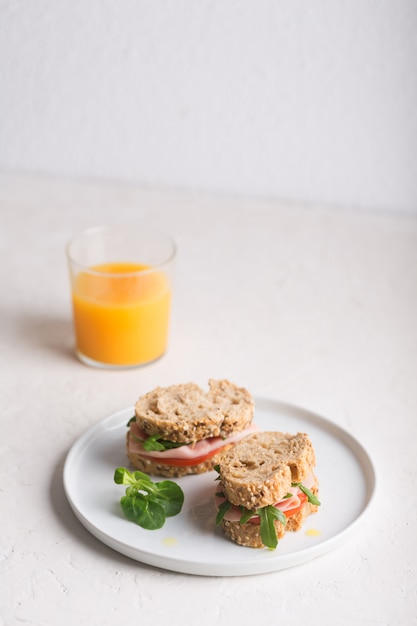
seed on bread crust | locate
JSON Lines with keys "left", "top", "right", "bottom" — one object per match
{"left": 134, "top": 379, "right": 254, "bottom": 443}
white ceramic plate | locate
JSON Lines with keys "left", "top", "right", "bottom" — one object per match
{"left": 63, "top": 398, "right": 376, "bottom": 576}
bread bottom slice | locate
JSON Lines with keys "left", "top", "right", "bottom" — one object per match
{"left": 221, "top": 516, "right": 287, "bottom": 549}
{"left": 220, "top": 494, "right": 319, "bottom": 548}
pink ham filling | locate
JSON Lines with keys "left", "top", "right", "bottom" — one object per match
{"left": 128, "top": 420, "right": 259, "bottom": 460}
{"left": 215, "top": 471, "right": 316, "bottom": 522}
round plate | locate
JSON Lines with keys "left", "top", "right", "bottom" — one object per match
{"left": 63, "top": 398, "right": 376, "bottom": 576}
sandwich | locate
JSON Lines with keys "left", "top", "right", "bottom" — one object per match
{"left": 126, "top": 379, "right": 258, "bottom": 477}
{"left": 214, "top": 431, "right": 320, "bottom": 548}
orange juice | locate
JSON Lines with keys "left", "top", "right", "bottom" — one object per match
{"left": 71, "top": 262, "right": 171, "bottom": 366}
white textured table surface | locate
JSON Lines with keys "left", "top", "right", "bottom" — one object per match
{"left": 1, "top": 175, "right": 416, "bottom": 625}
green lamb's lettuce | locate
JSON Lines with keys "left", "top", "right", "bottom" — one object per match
{"left": 257, "top": 506, "right": 287, "bottom": 549}
{"left": 141, "top": 435, "right": 187, "bottom": 452}
{"left": 215, "top": 499, "right": 232, "bottom": 526}
{"left": 114, "top": 467, "right": 184, "bottom": 530}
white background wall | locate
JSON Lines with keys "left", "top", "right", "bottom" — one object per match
{"left": 1, "top": 0, "right": 416, "bottom": 214}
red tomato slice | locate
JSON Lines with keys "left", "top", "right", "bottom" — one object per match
{"left": 284, "top": 491, "right": 307, "bottom": 518}
{"left": 248, "top": 492, "right": 308, "bottom": 524}
{"left": 142, "top": 445, "right": 226, "bottom": 467}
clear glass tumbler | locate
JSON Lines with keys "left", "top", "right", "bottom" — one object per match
{"left": 66, "top": 224, "right": 176, "bottom": 368}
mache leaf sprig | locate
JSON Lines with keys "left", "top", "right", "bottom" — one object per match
{"left": 114, "top": 467, "right": 184, "bottom": 530}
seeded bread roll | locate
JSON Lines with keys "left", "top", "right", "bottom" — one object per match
{"left": 134, "top": 379, "right": 254, "bottom": 444}
{"left": 218, "top": 431, "right": 316, "bottom": 510}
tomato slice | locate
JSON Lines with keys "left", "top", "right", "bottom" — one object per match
{"left": 284, "top": 491, "right": 307, "bottom": 518}
{"left": 140, "top": 445, "right": 226, "bottom": 467}
{"left": 248, "top": 492, "right": 308, "bottom": 524}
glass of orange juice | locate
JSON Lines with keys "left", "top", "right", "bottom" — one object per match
{"left": 66, "top": 224, "right": 176, "bottom": 368}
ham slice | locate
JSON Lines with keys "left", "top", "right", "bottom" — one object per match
{"left": 128, "top": 420, "right": 259, "bottom": 460}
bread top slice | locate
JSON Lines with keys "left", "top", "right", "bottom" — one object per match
{"left": 218, "top": 431, "right": 316, "bottom": 509}
{"left": 134, "top": 379, "right": 254, "bottom": 444}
